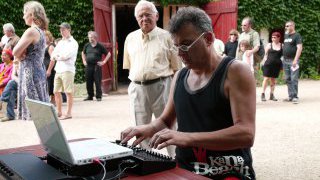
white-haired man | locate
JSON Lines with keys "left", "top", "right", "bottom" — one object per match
{"left": 123, "top": 0, "right": 181, "bottom": 156}
{"left": 0, "top": 23, "right": 20, "bottom": 51}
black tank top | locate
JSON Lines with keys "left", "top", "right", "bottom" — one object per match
{"left": 174, "top": 57, "right": 255, "bottom": 179}
{"left": 44, "top": 43, "right": 55, "bottom": 69}
{"left": 265, "top": 43, "right": 282, "bottom": 66}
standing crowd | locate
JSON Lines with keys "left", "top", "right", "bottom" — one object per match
{"left": 222, "top": 17, "right": 302, "bottom": 103}
{"left": 0, "top": 0, "right": 304, "bottom": 179}
{"left": 0, "top": 1, "right": 111, "bottom": 121}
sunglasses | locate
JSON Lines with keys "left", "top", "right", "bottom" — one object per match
{"left": 230, "top": 34, "right": 237, "bottom": 36}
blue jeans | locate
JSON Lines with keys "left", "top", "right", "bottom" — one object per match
{"left": 283, "top": 59, "right": 299, "bottom": 99}
{"left": 1, "top": 80, "right": 17, "bottom": 119}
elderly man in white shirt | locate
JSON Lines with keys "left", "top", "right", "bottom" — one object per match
{"left": 123, "top": 0, "right": 180, "bottom": 157}
{"left": 0, "top": 23, "right": 20, "bottom": 51}
{"left": 213, "top": 33, "right": 225, "bottom": 56}
{"left": 47, "top": 22, "right": 78, "bottom": 120}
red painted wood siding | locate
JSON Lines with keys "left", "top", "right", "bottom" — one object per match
{"left": 202, "top": 0, "right": 238, "bottom": 43}
{"left": 93, "top": 0, "right": 113, "bottom": 93}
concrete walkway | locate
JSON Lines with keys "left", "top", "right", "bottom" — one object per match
{"left": 0, "top": 80, "right": 319, "bottom": 180}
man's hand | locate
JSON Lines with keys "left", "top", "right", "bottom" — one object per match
{"left": 97, "top": 61, "right": 105, "bottom": 66}
{"left": 149, "top": 129, "right": 190, "bottom": 150}
{"left": 121, "top": 124, "right": 156, "bottom": 146}
{"left": 53, "top": 54, "right": 62, "bottom": 61}
{"left": 292, "top": 60, "right": 298, "bottom": 67}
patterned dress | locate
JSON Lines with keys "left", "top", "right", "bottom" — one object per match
{"left": 18, "top": 27, "right": 49, "bottom": 120}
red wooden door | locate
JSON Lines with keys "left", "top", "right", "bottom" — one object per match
{"left": 93, "top": 0, "right": 113, "bottom": 93}
{"left": 202, "top": 0, "right": 238, "bottom": 43}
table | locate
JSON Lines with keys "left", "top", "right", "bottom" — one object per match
{"left": 0, "top": 142, "right": 209, "bottom": 180}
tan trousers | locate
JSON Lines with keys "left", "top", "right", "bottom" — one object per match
{"left": 128, "top": 77, "right": 176, "bottom": 157}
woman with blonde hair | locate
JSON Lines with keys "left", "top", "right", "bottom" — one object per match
{"left": 13, "top": 1, "right": 49, "bottom": 120}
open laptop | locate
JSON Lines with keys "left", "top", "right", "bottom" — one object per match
{"left": 25, "top": 98, "right": 133, "bottom": 166}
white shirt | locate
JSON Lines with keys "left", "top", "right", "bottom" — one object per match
{"left": 123, "top": 27, "right": 180, "bottom": 81}
{"left": 1, "top": 35, "right": 9, "bottom": 46}
{"left": 242, "top": 50, "right": 254, "bottom": 73}
{"left": 213, "top": 38, "right": 225, "bottom": 56}
{"left": 51, "top": 36, "right": 78, "bottom": 73}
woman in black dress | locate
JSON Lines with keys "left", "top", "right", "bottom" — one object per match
{"left": 44, "top": 30, "right": 55, "bottom": 104}
{"left": 261, "top": 32, "right": 283, "bottom": 101}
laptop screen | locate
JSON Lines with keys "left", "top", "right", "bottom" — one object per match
{"left": 25, "top": 98, "right": 74, "bottom": 164}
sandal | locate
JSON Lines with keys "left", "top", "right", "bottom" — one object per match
{"left": 59, "top": 115, "right": 72, "bottom": 120}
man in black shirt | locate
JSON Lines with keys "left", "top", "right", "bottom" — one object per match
{"left": 121, "top": 7, "right": 256, "bottom": 180}
{"left": 82, "top": 31, "right": 111, "bottom": 101}
{"left": 283, "top": 20, "right": 303, "bottom": 104}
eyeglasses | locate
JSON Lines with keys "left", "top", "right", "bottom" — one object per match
{"left": 173, "top": 32, "right": 205, "bottom": 52}
{"left": 230, "top": 34, "right": 237, "bottom": 36}
{"left": 136, "top": 13, "right": 153, "bottom": 20}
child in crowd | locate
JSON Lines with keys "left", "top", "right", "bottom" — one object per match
{"left": 0, "top": 49, "right": 17, "bottom": 122}
{"left": 0, "top": 60, "right": 19, "bottom": 122}
{"left": 0, "top": 49, "right": 13, "bottom": 95}
{"left": 239, "top": 40, "right": 254, "bottom": 73}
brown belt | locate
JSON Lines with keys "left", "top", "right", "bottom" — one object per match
{"left": 133, "top": 77, "right": 165, "bottom": 86}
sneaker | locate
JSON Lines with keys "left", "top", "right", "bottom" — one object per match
{"left": 0, "top": 117, "right": 12, "bottom": 122}
{"left": 0, "top": 102, "right": 7, "bottom": 117}
{"left": 261, "top": 93, "right": 266, "bottom": 101}
{"left": 292, "top": 98, "right": 299, "bottom": 104}
{"left": 96, "top": 98, "right": 102, "bottom": 101}
{"left": 0, "top": 112, "right": 5, "bottom": 118}
{"left": 270, "top": 93, "right": 278, "bottom": 101}
{"left": 83, "top": 97, "right": 93, "bottom": 101}
{"left": 283, "top": 98, "right": 293, "bottom": 102}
